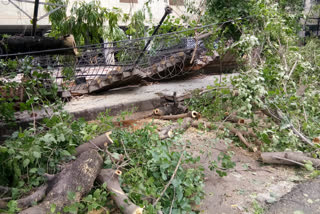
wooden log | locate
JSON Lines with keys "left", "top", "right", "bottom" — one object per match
{"left": 97, "top": 169, "right": 143, "bottom": 214}
{"left": 75, "top": 132, "right": 113, "bottom": 156}
{"left": 261, "top": 152, "right": 320, "bottom": 167}
{"left": 225, "top": 115, "right": 251, "bottom": 124}
{"left": 153, "top": 106, "right": 174, "bottom": 116}
{"left": 20, "top": 150, "right": 103, "bottom": 214}
{"left": 159, "top": 117, "right": 193, "bottom": 139}
{"left": 191, "top": 119, "right": 213, "bottom": 129}
{"left": 157, "top": 111, "right": 200, "bottom": 120}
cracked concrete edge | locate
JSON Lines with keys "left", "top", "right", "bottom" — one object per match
{"left": 70, "top": 97, "right": 162, "bottom": 120}
{"left": 0, "top": 97, "right": 162, "bottom": 141}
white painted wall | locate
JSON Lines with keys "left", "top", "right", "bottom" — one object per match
{"left": 0, "top": 0, "right": 50, "bottom": 26}
{"left": 0, "top": 0, "right": 200, "bottom": 27}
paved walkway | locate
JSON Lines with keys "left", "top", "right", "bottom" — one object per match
{"left": 64, "top": 73, "right": 237, "bottom": 120}
{"left": 0, "top": 73, "right": 236, "bottom": 139}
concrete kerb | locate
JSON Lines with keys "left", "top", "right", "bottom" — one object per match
{"left": 0, "top": 96, "right": 162, "bottom": 140}
{"left": 70, "top": 97, "right": 162, "bottom": 121}
{"left": 0, "top": 74, "right": 237, "bottom": 141}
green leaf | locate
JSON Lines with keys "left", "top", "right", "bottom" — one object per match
{"left": 67, "top": 191, "right": 76, "bottom": 201}
{"left": 0, "top": 146, "right": 8, "bottom": 153}
{"left": 23, "top": 159, "right": 30, "bottom": 168}
{"left": 50, "top": 204, "right": 56, "bottom": 213}
{"left": 29, "top": 168, "right": 37, "bottom": 173}
{"left": 60, "top": 150, "right": 71, "bottom": 157}
{"left": 33, "top": 151, "right": 41, "bottom": 159}
{"left": 304, "top": 161, "right": 314, "bottom": 171}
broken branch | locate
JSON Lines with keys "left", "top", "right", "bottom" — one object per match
{"left": 97, "top": 169, "right": 143, "bottom": 214}
{"left": 75, "top": 131, "right": 114, "bottom": 156}
{"left": 157, "top": 111, "right": 200, "bottom": 120}
{"left": 261, "top": 152, "right": 320, "bottom": 167}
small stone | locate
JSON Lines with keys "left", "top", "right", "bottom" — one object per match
{"left": 266, "top": 197, "right": 277, "bottom": 204}
{"left": 307, "top": 199, "right": 313, "bottom": 204}
{"left": 303, "top": 194, "right": 309, "bottom": 197}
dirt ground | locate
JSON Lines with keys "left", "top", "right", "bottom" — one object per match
{"left": 132, "top": 117, "right": 308, "bottom": 214}
{"left": 180, "top": 127, "right": 307, "bottom": 214}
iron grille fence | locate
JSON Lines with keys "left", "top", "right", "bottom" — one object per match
{"left": 0, "top": 30, "right": 205, "bottom": 95}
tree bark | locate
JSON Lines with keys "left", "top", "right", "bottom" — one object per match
{"left": 21, "top": 150, "right": 103, "bottom": 214}
{"left": 75, "top": 132, "right": 113, "bottom": 156}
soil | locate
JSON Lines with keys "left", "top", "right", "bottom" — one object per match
{"left": 179, "top": 127, "right": 307, "bottom": 214}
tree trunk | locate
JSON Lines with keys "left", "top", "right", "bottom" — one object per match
{"left": 21, "top": 150, "right": 103, "bottom": 214}
{"left": 75, "top": 132, "right": 113, "bottom": 156}
{"left": 1, "top": 35, "right": 78, "bottom": 55}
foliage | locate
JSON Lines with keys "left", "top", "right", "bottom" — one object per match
{"left": 0, "top": 57, "right": 58, "bottom": 122}
{"left": 108, "top": 126, "right": 204, "bottom": 213}
{"left": 252, "top": 200, "right": 264, "bottom": 214}
{"left": 46, "top": 0, "right": 124, "bottom": 45}
{"left": 186, "top": 80, "right": 237, "bottom": 120}
{"left": 126, "top": 10, "right": 146, "bottom": 39}
{"left": 62, "top": 186, "right": 110, "bottom": 213}
{"left": 2, "top": 0, "right": 319, "bottom": 213}
{"left": 209, "top": 151, "right": 236, "bottom": 177}
{"left": 187, "top": 0, "right": 320, "bottom": 156}
{"left": 0, "top": 111, "right": 87, "bottom": 187}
